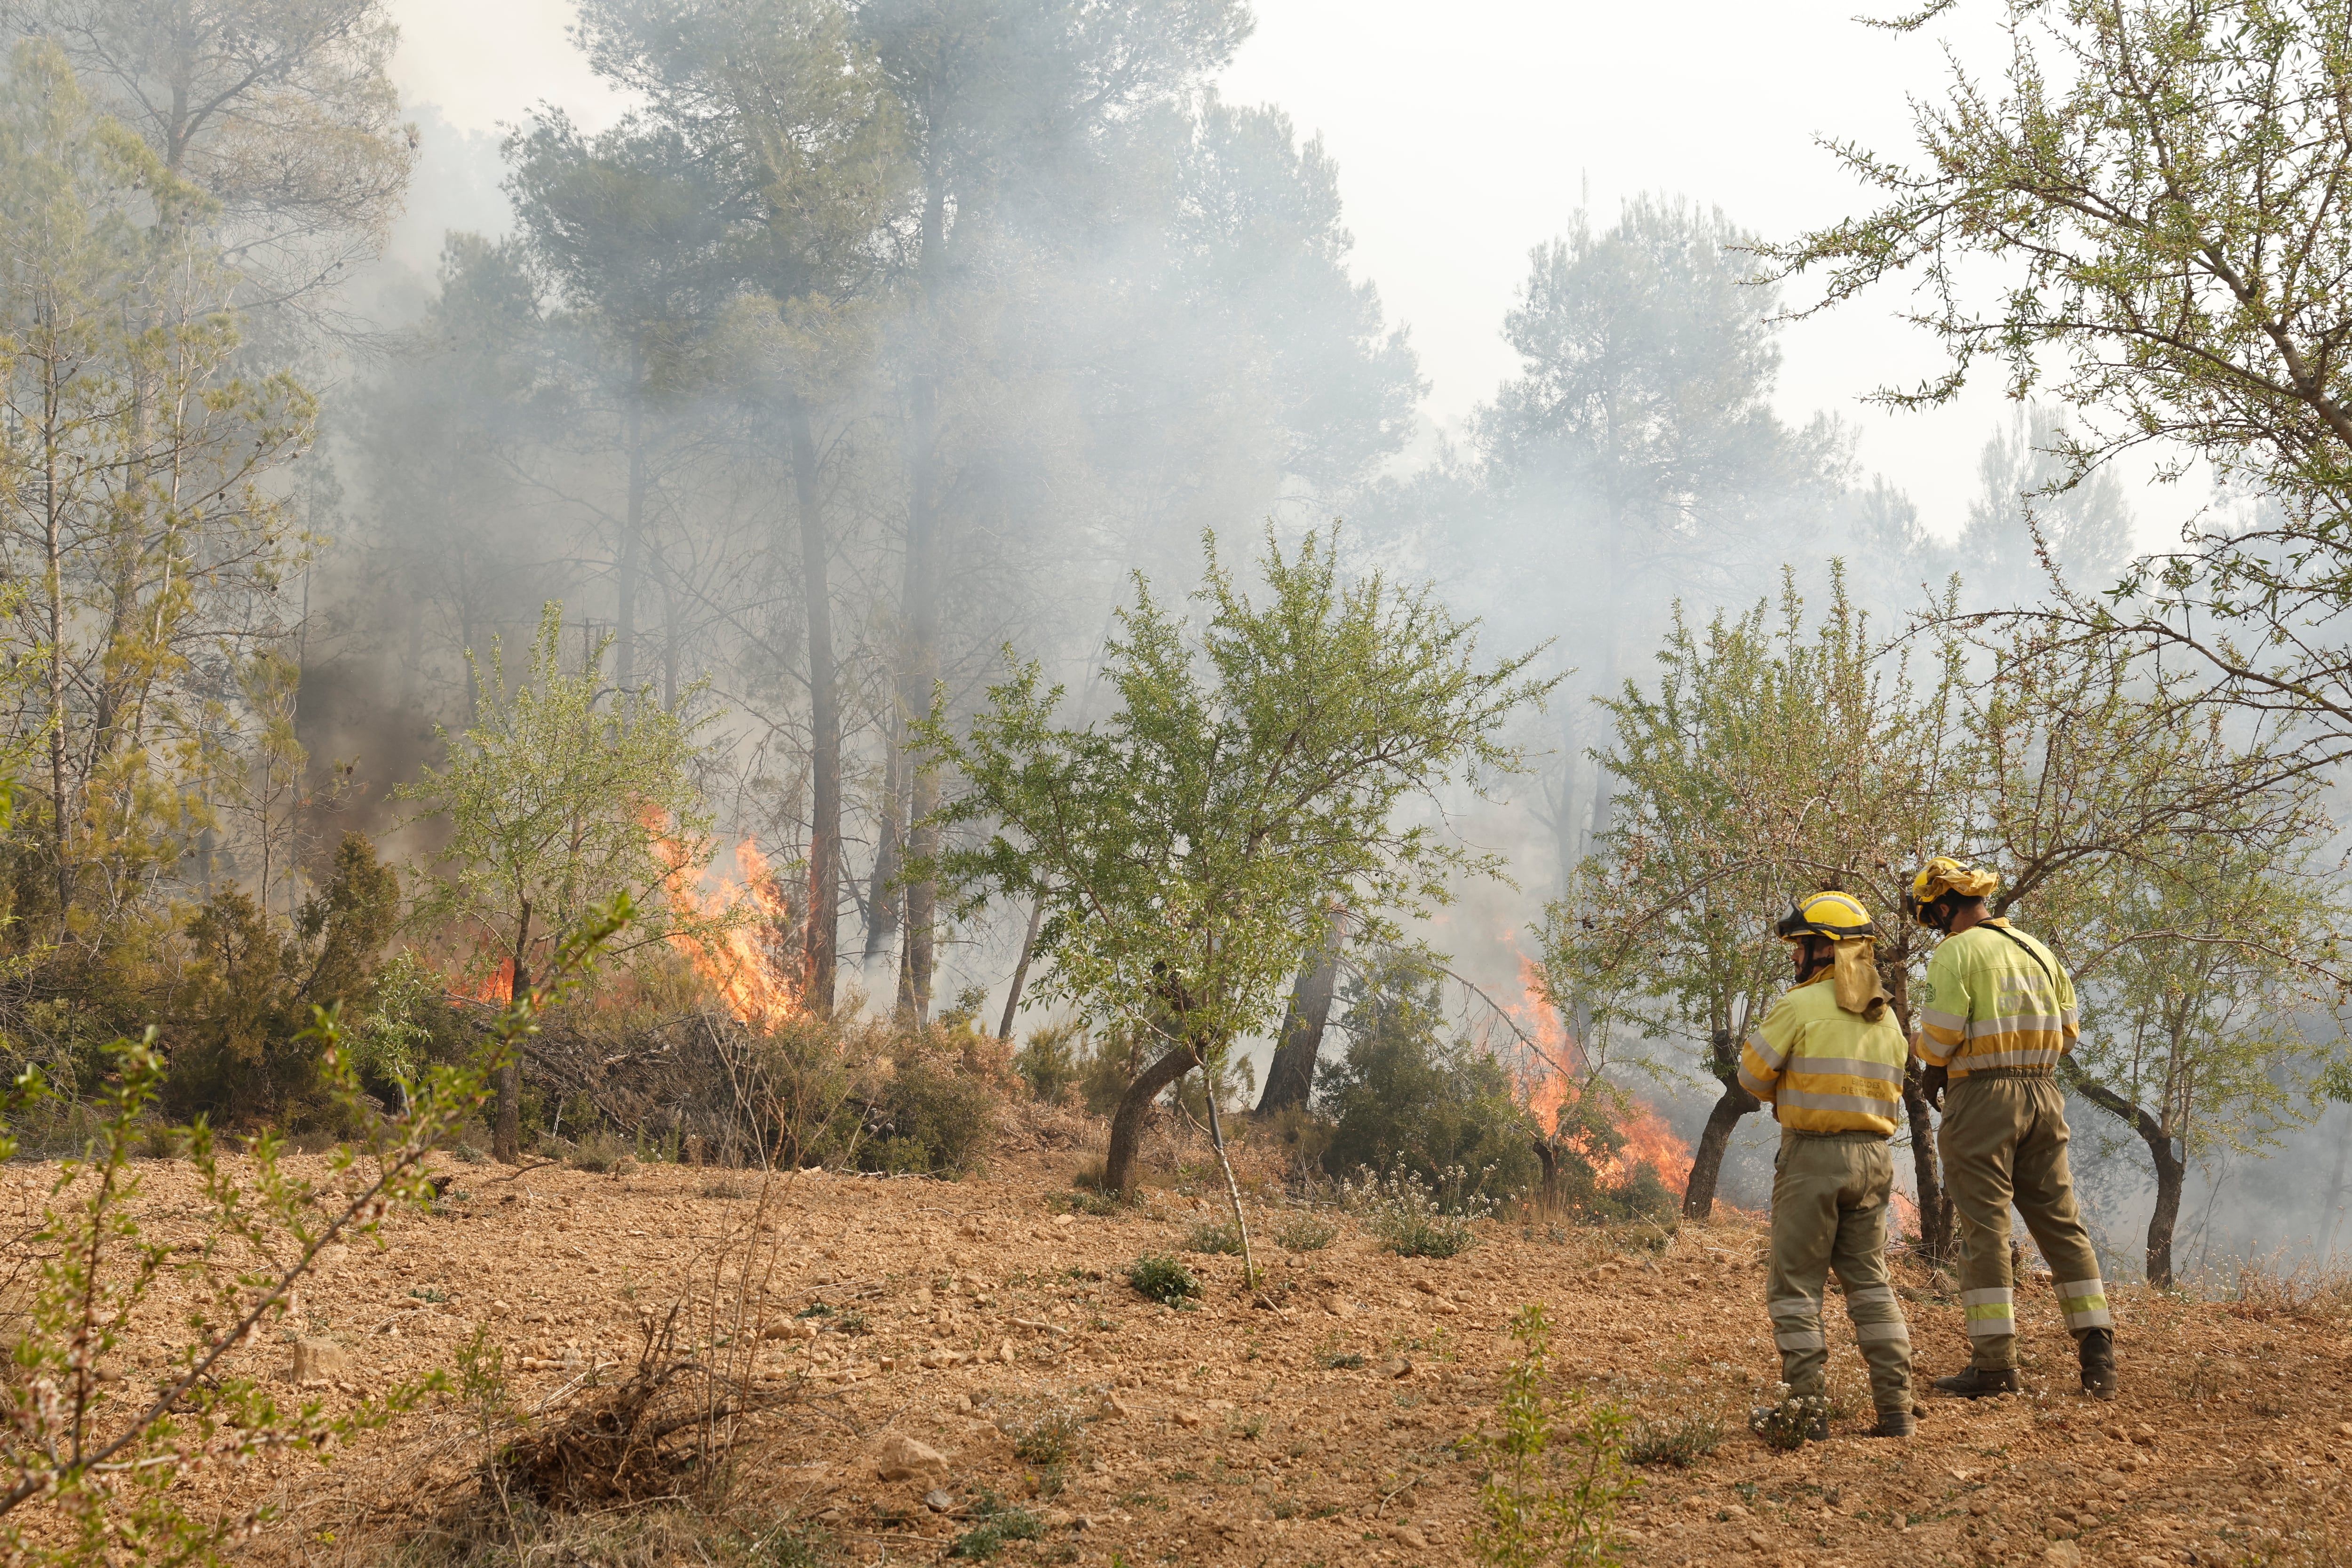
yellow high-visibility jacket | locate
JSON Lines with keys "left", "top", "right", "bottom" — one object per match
{"left": 1914, "top": 919, "right": 2078, "bottom": 1080}
{"left": 1737, "top": 971, "right": 1907, "bottom": 1136}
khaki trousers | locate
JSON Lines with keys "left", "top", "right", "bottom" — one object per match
{"left": 1939, "top": 1074, "right": 2111, "bottom": 1369}
{"left": 1767, "top": 1130, "right": 1913, "bottom": 1415}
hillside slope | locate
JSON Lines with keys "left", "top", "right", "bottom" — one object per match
{"left": 14, "top": 1148, "right": 2348, "bottom": 1567}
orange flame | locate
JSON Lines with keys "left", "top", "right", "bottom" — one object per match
{"left": 1509, "top": 960, "right": 1692, "bottom": 1197}
{"left": 658, "top": 829, "right": 804, "bottom": 1029}
{"left": 450, "top": 955, "right": 514, "bottom": 1004}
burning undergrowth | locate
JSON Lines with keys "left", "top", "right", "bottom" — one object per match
{"left": 1508, "top": 959, "right": 1691, "bottom": 1224}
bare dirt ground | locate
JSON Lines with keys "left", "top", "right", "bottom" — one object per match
{"left": 16, "top": 1139, "right": 2351, "bottom": 1568}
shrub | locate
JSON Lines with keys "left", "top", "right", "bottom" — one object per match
{"left": 1627, "top": 1412, "right": 1722, "bottom": 1467}
{"left": 1473, "top": 1305, "right": 1635, "bottom": 1567}
{"left": 947, "top": 1504, "right": 1042, "bottom": 1561}
{"left": 1273, "top": 1212, "right": 1338, "bottom": 1251}
{"left": 1349, "top": 1168, "right": 1491, "bottom": 1258}
{"left": 1010, "top": 1409, "right": 1088, "bottom": 1467}
{"left": 1318, "top": 952, "right": 1537, "bottom": 1202}
{"left": 1747, "top": 1385, "right": 1829, "bottom": 1452}
{"left": 1124, "top": 1252, "right": 1201, "bottom": 1306}
{"left": 862, "top": 1059, "right": 995, "bottom": 1178}
{"left": 1014, "top": 1022, "right": 1086, "bottom": 1106}
{"left": 565, "top": 1130, "right": 634, "bottom": 1174}
{"left": 1184, "top": 1219, "right": 1244, "bottom": 1255}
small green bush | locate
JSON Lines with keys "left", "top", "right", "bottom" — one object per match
{"left": 1124, "top": 1252, "right": 1200, "bottom": 1306}
{"left": 1010, "top": 1409, "right": 1088, "bottom": 1467}
{"left": 1184, "top": 1219, "right": 1244, "bottom": 1255}
{"left": 862, "top": 1059, "right": 994, "bottom": 1178}
{"left": 1013, "top": 1022, "right": 1086, "bottom": 1106}
{"left": 947, "top": 1503, "right": 1042, "bottom": 1560}
{"left": 1349, "top": 1168, "right": 1489, "bottom": 1258}
{"left": 1314, "top": 1335, "right": 1366, "bottom": 1370}
{"left": 1628, "top": 1412, "right": 1722, "bottom": 1467}
{"left": 1747, "top": 1386, "right": 1829, "bottom": 1451}
{"left": 1273, "top": 1212, "right": 1337, "bottom": 1251}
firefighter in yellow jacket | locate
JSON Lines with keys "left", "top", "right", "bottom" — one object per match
{"left": 1907, "top": 857, "right": 2115, "bottom": 1401}
{"left": 1738, "top": 890, "right": 1915, "bottom": 1439}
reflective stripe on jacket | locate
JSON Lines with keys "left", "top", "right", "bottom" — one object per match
{"left": 1913, "top": 920, "right": 2078, "bottom": 1079}
{"left": 1738, "top": 971, "right": 1907, "bottom": 1136}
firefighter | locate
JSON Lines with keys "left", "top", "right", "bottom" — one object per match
{"left": 1739, "top": 889, "right": 1915, "bottom": 1440}
{"left": 1906, "top": 857, "right": 2116, "bottom": 1400}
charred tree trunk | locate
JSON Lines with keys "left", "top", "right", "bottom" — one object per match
{"left": 864, "top": 715, "right": 906, "bottom": 969}
{"left": 1900, "top": 1065, "right": 1957, "bottom": 1263}
{"left": 1104, "top": 1041, "right": 1200, "bottom": 1195}
{"left": 1533, "top": 1138, "right": 1561, "bottom": 1213}
{"left": 895, "top": 177, "right": 950, "bottom": 1026}
{"left": 997, "top": 901, "right": 1044, "bottom": 1040}
{"left": 1255, "top": 905, "right": 1346, "bottom": 1115}
{"left": 495, "top": 920, "right": 530, "bottom": 1165}
{"left": 787, "top": 396, "right": 838, "bottom": 1017}
{"left": 1882, "top": 963, "right": 1955, "bottom": 1263}
{"left": 1683, "top": 1031, "right": 1759, "bottom": 1221}
{"left": 2074, "top": 1073, "right": 2184, "bottom": 1286}
{"left": 617, "top": 360, "right": 645, "bottom": 694}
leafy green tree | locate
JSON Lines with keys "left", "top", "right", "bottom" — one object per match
{"left": 397, "top": 602, "right": 721, "bottom": 1162}
{"left": 0, "top": 41, "right": 314, "bottom": 957}
{"left": 1763, "top": 0, "right": 2352, "bottom": 761}
{"left": 921, "top": 530, "right": 1550, "bottom": 1253}
{"left": 1542, "top": 570, "right": 1969, "bottom": 1226}
{"left": 2062, "top": 823, "right": 2344, "bottom": 1285}
{"left": 18, "top": 0, "right": 416, "bottom": 329}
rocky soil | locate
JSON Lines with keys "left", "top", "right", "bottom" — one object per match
{"left": 13, "top": 1144, "right": 2350, "bottom": 1568}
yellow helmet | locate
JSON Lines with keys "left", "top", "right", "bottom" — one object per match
{"left": 1905, "top": 856, "right": 1998, "bottom": 921}
{"left": 1774, "top": 889, "right": 1876, "bottom": 943}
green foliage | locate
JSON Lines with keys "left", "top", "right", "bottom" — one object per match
{"left": 1271, "top": 1212, "right": 1337, "bottom": 1251}
{"left": 1014, "top": 1021, "right": 1086, "bottom": 1106}
{"left": 862, "top": 1059, "right": 995, "bottom": 1178}
{"left": 162, "top": 832, "right": 403, "bottom": 1124}
{"left": 1123, "top": 1252, "right": 1201, "bottom": 1306}
{"left": 946, "top": 1502, "right": 1043, "bottom": 1560}
{"left": 1625, "top": 1412, "right": 1722, "bottom": 1469}
{"left": 1010, "top": 1409, "right": 1088, "bottom": 1468}
{"left": 1319, "top": 950, "right": 1537, "bottom": 1202}
{"left": 1349, "top": 1169, "right": 1490, "bottom": 1259}
{"left": 1184, "top": 1219, "right": 1244, "bottom": 1256}
{"left": 1540, "top": 573, "right": 1963, "bottom": 1103}
{"left": 399, "top": 600, "right": 721, "bottom": 994}
{"left": 921, "top": 526, "right": 1550, "bottom": 1136}
{"left": 1472, "top": 1305, "right": 1635, "bottom": 1568}
{"left": 1746, "top": 1386, "right": 1829, "bottom": 1453}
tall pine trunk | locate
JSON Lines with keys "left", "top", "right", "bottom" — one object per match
{"left": 1256, "top": 905, "right": 1345, "bottom": 1114}
{"left": 617, "top": 375, "right": 645, "bottom": 693}
{"left": 894, "top": 176, "right": 950, "bottom": 1024}
{"left": 787, "top": 397, "right": 839, "bottom": 1016}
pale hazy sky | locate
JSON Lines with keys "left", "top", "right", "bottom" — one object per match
{"left": 384, "top": 0, "right": 2165, "bottom": 545}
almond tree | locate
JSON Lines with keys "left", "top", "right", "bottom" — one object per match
{"left": 1761, "top": 0, "right": 2352, "bottom": 769}
{"left": 918, "top": 529, "right": 1550, "bottom": 1259}
{"left": 397, "top": 602, "right": 723, "bottom": 1162}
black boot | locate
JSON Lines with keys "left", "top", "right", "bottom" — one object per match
{"left": 1931, "top": 1365, "right": 2020, "bottom": 1398}
{"left": 1869, "top": 1409, "right": 1916, "bottom": 1438}
{"left": 2079, "top": 1329, "right": 2117, "bottom": 1401}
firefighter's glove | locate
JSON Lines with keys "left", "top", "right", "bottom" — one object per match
{"left": 1920, "top": 1063, "right": 1948, "bottom": 1112}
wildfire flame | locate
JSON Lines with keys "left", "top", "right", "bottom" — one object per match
{"left": 453, "top": 955, "right": 514, "bottom": 1004}
{"left": 1509, "top": 959, "right": 1692, "bottom": 1197}
{"left": 660, "top": 835, "right": 804, "bottom": 1029}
